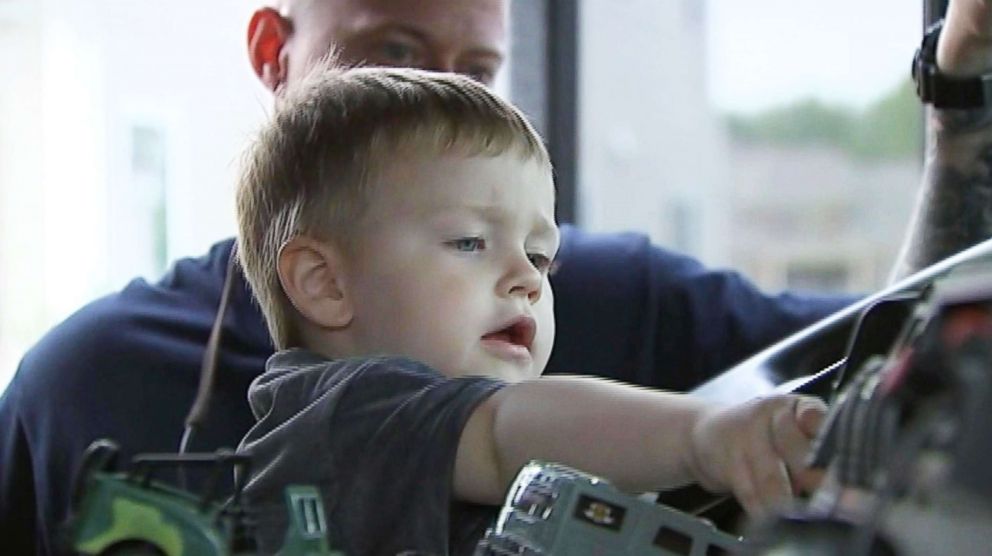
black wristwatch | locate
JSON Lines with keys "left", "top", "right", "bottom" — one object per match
{"left": 912, "top": 19, "right": 992, "bottom": 109}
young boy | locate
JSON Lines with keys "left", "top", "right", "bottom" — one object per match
{"left": 235, "top": 61, "right": 826, "bottom": 555}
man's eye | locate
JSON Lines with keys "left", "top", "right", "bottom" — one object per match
{"left": 528, "top": 253, "right": 552, "bottom": 272}
{"left": 379, "top": 41, "right": 420, "bottom": 65}
{"left": 463, "top": 65, "right": 496, "bottom": 85}
{"left": 448, "top": 237, "right": 486, "bottom": 252}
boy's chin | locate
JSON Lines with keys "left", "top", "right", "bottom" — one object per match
{"left": 448, "top": 358, "right": 541, "bottom": 383}
{"left": 480, "top": 360, "right": 543, "bottom": 383}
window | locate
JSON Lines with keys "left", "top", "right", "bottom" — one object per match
{"left": 572, "top": 0, "right": 922, "bottom": 293}
{"left": 0, "top": 0, "right": 262, "bottom": 390}
{"left": 0, "top": 0, "right": 928, "bottom": 390}
{"left": 121, "top": 124, "right": 169, "bottom": 279}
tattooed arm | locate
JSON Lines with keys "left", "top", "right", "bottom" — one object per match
{"left": 891, "top": 0, "right": 992, "bottom": 281}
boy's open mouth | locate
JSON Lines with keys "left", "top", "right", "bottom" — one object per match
{"left": 482, "top": 316, "right": 536, "bottom": 350}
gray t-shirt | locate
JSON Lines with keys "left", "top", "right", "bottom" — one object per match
{"left": 238, "top": 349, "right": 507, "bottom": 555}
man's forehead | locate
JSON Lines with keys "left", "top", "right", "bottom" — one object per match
{"left": 304, "top": 0, "right": 507, "bottom": 37}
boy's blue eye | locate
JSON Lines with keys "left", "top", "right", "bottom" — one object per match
{"left": 448, "top": 237, "right": 486, "bottom": 252}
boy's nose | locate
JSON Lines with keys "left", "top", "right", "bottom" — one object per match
{"left": 500, "top": 255, "right": 543, "bottom": 304}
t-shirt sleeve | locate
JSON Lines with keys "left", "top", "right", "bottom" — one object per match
{"left": 239, "top": 354, "right": 505, "bottom": 556}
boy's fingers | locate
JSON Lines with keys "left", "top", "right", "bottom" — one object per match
{"left": 729, "top": 412, "right": 792, "bottom": 517}
{"left": 754, "top": 459, "right": 793, "bottom": 515}
{"left": 733, "top": 452, "right": 791, "bottom": 518}
{"left": 708, "top": 396, "right": 820, "bottom": 516}
{"left": 794, "top": 397, "right": 828, "bottom": 438}
{"left": 791, "top": 466, "right": 826, "bottom": 494}
{"left": 771, "top": 401, "right": 815, "bottom": 474}
{"left": 770, "top": 396, "right": 828, "bottom": 494}
{"left": 750, "top": 428, "right": 794, "bottom": 511}
{"left": 730, "top": 458, "right": 762, "bottom": 516}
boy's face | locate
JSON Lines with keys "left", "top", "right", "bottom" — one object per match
{"left": 341, "top": 149, "right": 558, "bottom": 382}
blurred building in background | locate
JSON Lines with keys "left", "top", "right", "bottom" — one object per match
{"left": 577, "top": 0, "right": 920, "bottom": 292}
{"left": 728, "top": 142, "right": 919, "bottom": 291}
{"left": 579, "top": 0, "right": 731, "bottom": 264}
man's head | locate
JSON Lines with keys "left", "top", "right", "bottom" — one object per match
{"left": 248, "top": 0, "right": 507, "bottom": 92}
{"left": 237, "top": 63, "right": 557, "bottom": 382}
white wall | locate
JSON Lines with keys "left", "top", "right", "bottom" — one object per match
{"left": 0, "top": 0, "right": 271, "bottom": 388}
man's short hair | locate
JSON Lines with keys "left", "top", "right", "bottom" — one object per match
{"left": 236, "top": 59, "right": 551, "bottom": 349}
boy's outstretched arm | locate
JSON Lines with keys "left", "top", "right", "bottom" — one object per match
{"left": 453, "top": 376, "right": 826, "bottom": 516}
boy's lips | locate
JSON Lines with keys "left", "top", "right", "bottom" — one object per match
{"left": 482, "top": 316, "right": 536, "bottom": 349}
{"left": 481, "top": 316, "right": 536, "bottom": 363}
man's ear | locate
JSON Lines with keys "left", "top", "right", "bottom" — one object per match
{"left": 278, "top": 237, "right": 354, "bottom": 329}
{"left": 247, "top": 7, "right": 292, "bottom": 92}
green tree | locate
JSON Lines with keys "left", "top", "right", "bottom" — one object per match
{"left": 725, "top": 79, "right": 922, "bottom": 161}
{"left": 851, "top": 80, "right": 922, "bottom": 160}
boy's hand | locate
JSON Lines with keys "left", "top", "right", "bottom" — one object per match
{"left": 687, "top": 395, "right": 827, "bottom": 517}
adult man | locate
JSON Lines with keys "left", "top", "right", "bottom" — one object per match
{"left": 3, "top": 0, "right": 992, "bottom": 553}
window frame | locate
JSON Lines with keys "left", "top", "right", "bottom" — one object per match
{"left": 510, "top": 0, "right": 580, "bottom": 224}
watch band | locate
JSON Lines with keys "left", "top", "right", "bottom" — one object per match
{"left": 913, "top": 19, "right": 992, "bottom": 109}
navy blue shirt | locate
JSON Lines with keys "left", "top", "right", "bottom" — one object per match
{"left": 240, "top": 350, "right": 505, "bottom": 555}
{"left": 0, "top": 226, "right": 853, "bottom": 554}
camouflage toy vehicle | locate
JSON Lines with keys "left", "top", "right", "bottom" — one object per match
{"left": 62, "top": 439, "right": 342, "bottom": 556}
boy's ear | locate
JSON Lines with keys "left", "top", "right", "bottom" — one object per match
{"left": 278, "top": 237, "right": 354, "bottom": 329}
{"left": 247, "top": 7, "right": 292, "bottom": 92}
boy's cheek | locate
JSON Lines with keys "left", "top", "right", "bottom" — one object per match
{"left": 533, "top": 301, "right": 556, "bottom": 375}
{"left": 532, "top": 335, "right": 553, "bottom": 374}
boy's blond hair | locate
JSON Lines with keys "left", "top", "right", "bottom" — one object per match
{"left": 236, "top": 60, "right": 551, "bottom": 349}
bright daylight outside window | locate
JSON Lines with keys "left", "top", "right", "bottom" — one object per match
{"left": 577, "top": 0, "right": 921, "bottom": 294}
{"left": 0, "top": 0, "right": 264, "bottom": 389}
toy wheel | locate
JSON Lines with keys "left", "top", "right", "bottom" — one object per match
{"left": 99, "top": 540, "right": 166, "bottom": 556}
